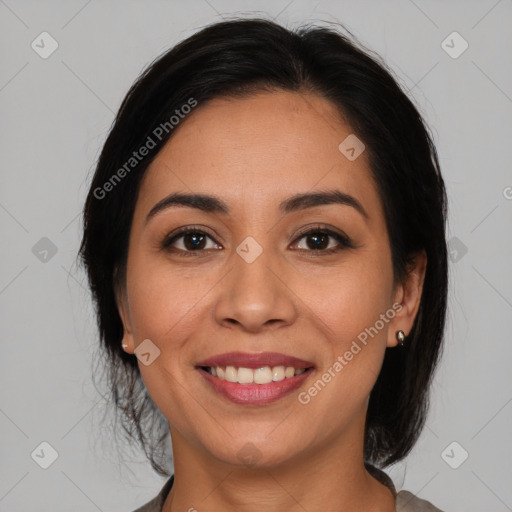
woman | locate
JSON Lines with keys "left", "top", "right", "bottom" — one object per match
{"left": 80, "top": 17, "right": 448, "bottom": 512}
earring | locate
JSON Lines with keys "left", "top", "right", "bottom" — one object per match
{"left": 396, "top": 330, "right": 406, "bottom": 346}
{"left": 122, "top": 344, "right": 128, "bottom": 349}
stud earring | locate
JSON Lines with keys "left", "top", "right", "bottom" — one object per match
{"left": 396, "top": 330, "right": 406, "bottom": 346}
{"left": 122, "top": 344, "right": 128, "bottom": 349}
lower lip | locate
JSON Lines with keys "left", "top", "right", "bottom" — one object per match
{"left": 197, "top": 368, "right": 313, "bottom": 405}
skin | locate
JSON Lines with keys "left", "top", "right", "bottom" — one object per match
{"left": 116, "top": 90, "right": 427, "bottom": 512}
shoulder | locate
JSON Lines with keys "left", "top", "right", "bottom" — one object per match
{"left": 130, "top": 476, "right": 174, "bottom": 512}
{"left": 396, "top": 489, "right": 445, "bottom": 512}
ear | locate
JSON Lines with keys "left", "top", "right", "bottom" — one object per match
{"left": 114, "top": 267, "right": 135, "bottom": 354}
{"left": 387, "top": 250, "right": 427, "bottom": 348}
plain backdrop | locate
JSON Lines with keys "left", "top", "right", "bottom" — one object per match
{"left": 1, "top": 0, "right": 511, "bottom": 510}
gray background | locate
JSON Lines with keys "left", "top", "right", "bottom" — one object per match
{"left": 1, "top": 0, "right": 511, "bottom": 510}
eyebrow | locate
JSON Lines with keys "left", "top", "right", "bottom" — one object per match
{"left": 145, "top": 189, "right": 368, "bottom": 224}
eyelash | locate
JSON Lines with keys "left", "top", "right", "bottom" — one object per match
{"left": 161, "top": 224, "right": 355, "bottom": 258}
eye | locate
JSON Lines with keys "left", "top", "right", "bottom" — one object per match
{"left": 162, "top": 227, "right": 221, "bottom": 256}
{"left": 291, "top": 226, "right": 354, "bottom": 254}
{"left": 161, "top": 224, "right": 354, "bottom": 257}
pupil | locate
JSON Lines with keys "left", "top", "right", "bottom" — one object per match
{"left": 309, "top": 233, "right": 327, "bottom": 250}
{"left": 185, "top": 233, "right": 205, "bottom": 250}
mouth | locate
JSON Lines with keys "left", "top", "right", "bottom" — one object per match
{"left": 195, "top": 352, "right": 315, "bottom": 405}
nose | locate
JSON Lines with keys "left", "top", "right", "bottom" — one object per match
{"left": 213, "top": 247, "right": 298, "bottom": 333}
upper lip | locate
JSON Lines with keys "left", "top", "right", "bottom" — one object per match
{"left": 196, "top": 351, "right": 315, "bottom": 370}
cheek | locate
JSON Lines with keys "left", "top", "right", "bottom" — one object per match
{"left": 125, "top": 256, "right": 211, "bottom": 345}
{"left": 295, "top": 272, "right": 392, "bottom": 438}
{"left": 124, "top": 261, "right": 210, "bottom": 427}
{"left": 306, "top": 254, "right": 394, "bottom": 349}
{"left": 297, "top": 248, "right": 393, "bottom": 407}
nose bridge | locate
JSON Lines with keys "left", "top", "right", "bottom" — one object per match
{"left": 213, "top": 237, "right": 297, "bottom": 331}
{"left": 233, "top": 237, "right": 275, "bottom": 292}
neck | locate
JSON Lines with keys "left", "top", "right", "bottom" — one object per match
{"left": 163, "top": 419, "right": 395, "bottom": 512}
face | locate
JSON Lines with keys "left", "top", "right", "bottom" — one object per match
{"left": 116, "top": 90, "right": 425, "bottom": 469}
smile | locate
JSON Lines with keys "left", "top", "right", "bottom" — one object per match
{"left": 195, "top": 351, "right": 315, "bottom": 404}
{"left": 197, "top": 367, "right": 314, "bottom": 404}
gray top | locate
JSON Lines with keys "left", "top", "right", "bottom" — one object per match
{"left": 132, "top": 466, "right": 445, "bottom": 512}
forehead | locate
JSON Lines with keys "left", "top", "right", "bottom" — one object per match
{"left": 138, "top": 90, "right": 378, "bottom": 215}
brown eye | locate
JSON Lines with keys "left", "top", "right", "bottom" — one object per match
{"left": 161, "top": 225, "right": 354, "bottom": 257}
{"left": 180, "top": 232, "right": 207, "bottom": 251}
{"left": 292, "top": 228, "right": 354, "bottom": 253}
{"left": 301, "top": 232, "right": 331, "bottom": 250}
{"left": 162, "top": 228, "right": 221, "bottom": 254}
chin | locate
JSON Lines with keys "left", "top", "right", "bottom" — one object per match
{"left": 204, "top": 437, "right": 304, "bottom": 470}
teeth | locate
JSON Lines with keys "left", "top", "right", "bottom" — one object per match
{"left": 208, "top": 365, "right": 309, "bottom": 384}
{"left": 254, "top": 366, "right": 273, "bottom": 384}
{"left": 272, "top": 366, "right": 285, "bottom": 381}
{"left": 225, "top": 366, "right": 238, "bottom": 383}
{"left": 237, "top": 367, "right": 254, "bottom": 384}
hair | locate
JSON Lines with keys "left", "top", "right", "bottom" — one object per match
{"left": 79, "top": 17, "right": 448, "bottom": 477}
